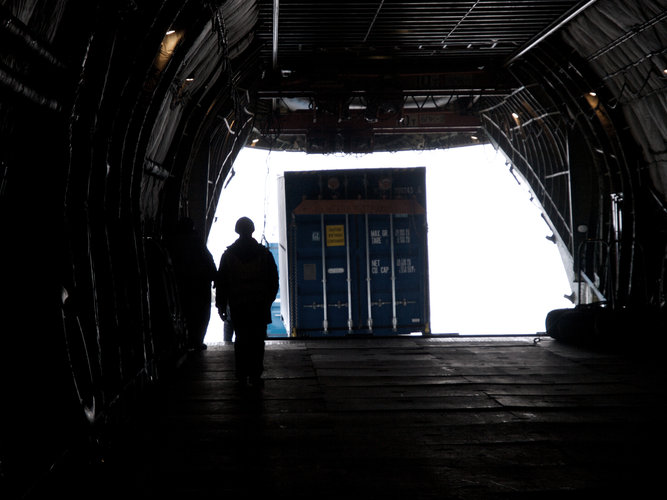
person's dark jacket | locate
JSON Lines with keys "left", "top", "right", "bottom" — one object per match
{"left": 215, "top": 236, "right": 278, "bottom": 325}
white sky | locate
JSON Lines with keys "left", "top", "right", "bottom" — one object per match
{"left": 206, "top": 144, "right": 573, "bottom": 337}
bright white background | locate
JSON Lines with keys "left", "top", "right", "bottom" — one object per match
{"left": 206, "top": 144, "right": 573, "bottom": 340}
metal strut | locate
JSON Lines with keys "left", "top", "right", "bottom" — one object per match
{"left": 365, "top": 214, "right": 373, "bottom": 332}
{"left": 389, "top": 214, "right": 398, "bottom": 331}
{"left": 320, "top": 214, "right": 329, "bottom": 333}
{"left": 345, "top": 215, "right": 353, "bottom": 332}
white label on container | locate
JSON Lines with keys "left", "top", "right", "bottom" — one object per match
{"left": 327, "top": 267, "right": 345, "bottom": 274}
{"left": 394, "top": 228, "right": 411, "bottom": 244}
{"left": 396, "top": 258, "right": 415, "bottom": 273}
{"left": 371, "top": 259, "right": 390, "bottom": 275}
{"left": 370, "top": 228, "right": 389, "bottom": 245}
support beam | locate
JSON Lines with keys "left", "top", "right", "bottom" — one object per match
{"left": 272, "top": 0, "right": 279, "bottom": 70}
{"left": 259, "top": 70, "right": 513, "bottom": 99}
{"left": 263, "top": 108, "right": 481, "bottom": 136}
{"left": 505, "top": 0, "right": 598, "bottom": 66}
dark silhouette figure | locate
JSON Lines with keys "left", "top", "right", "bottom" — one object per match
{"left": 216, "top": 217, "right": 278, "bottom": 387}
{"left": 171, "top": 218, "right": 217, "bottom": 350}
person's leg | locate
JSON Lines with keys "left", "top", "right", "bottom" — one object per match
{"left": 233, "top": 345, "right": 245, "bottom": 383}
{"left": 223, "top": 305, "right": 234, "bottom": 341}
{"left": 233, "top": 321, "right": 257, "bottom": 384}
{"left": 232, "top": 310, "right": 267, "bottom": 386}
{"left": 195, "top": 301, "right": 211, "bottom": 348}
{"left": 233, "top": 328, "right": 248, "bottom": 381}
{"left": 247, "top": 325, "right": 267, "bottom": 386}
{"left": 223, "top": 319, "right": 234, "bottom": 342}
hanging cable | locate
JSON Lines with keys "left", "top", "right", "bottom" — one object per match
{"left": 261, "top": 148, "right": 274, "bottom": 245}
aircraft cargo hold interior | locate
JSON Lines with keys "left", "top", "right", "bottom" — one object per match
{"left": 1, "top": 1, "right": 666, "bottom": 498}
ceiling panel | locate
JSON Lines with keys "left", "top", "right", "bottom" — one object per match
{"left": 256, "top": 0, "right": 584, "bottom": 72}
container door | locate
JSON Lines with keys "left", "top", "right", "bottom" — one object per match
{"left": 321, "top": 214, "right": 351, "bottom": 333}
{"left": 293, "top": 212, "right": 427, "bottom": 336}
{"left": 361, "top": 213, "right": 428, "bottom": 334}
{"left": 292, "top": 214, "right": 323, "bottom": 333}
{"left": 293, "top": 214, "right": 351, "bottom": 335}
{"left": 392, "top": 214, "right": 428, "bottom": 333}
{"left": 363, "top": 214, "right": 394, "bottom": 332}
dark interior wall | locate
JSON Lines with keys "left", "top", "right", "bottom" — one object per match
{"left": 1, "top": 1, "right": 96, "bottom": 494}
{"left": 482, "top": 44, "right": 631, "bottom": 305}
{"left": 479, "top": 0, "right": 666, "bottom": 346}
{"left": 560, "top": 0, "right": 667, "bottom": 310}
{"left": 481, "top": 2, "right": 667, "bottom": 311}
{"left": 0, "top": 1, "right": 257, "bottom": 496}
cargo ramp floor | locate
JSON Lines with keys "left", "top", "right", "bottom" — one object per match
{"left": 42, "top": 336, "right": 666, "bottom": 499}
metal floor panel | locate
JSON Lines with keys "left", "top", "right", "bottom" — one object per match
{"left": 38, "top": 337, "right": 666, "bottom": 499}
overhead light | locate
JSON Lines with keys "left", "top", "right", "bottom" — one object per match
{"left": 251, "top": 138, "right": 259, "bottom": 145}
{"left": 512, "top": 112, "right": 519, "bottom": 119}
{"left": 156, "top": 30, "right": 183, "bottom": 72}
{"left": 471, "top": 135, "right": 478, "bottom": 140}
{"left": 585, "top": 91, "right": 600, "bottom": 109}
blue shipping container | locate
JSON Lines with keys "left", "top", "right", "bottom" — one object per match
{"left": 267, "top": 243, "right": 287, "bottom": 337}
{"left": 277, "top": 167, "right": 430, "bottom": 337}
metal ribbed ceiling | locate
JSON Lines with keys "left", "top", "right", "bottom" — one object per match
{"left": 251, "top": 0, "right": 595, "bottom": 153}
{"left": 257, "top": 0, "right": 586, "bottom": 72}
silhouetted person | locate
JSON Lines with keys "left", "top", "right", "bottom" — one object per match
{"left": 171, "top": 218, "right": 217, "bottom": 350}
{"left": 216, "top": 217, "right": 278, "bottom": 387}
